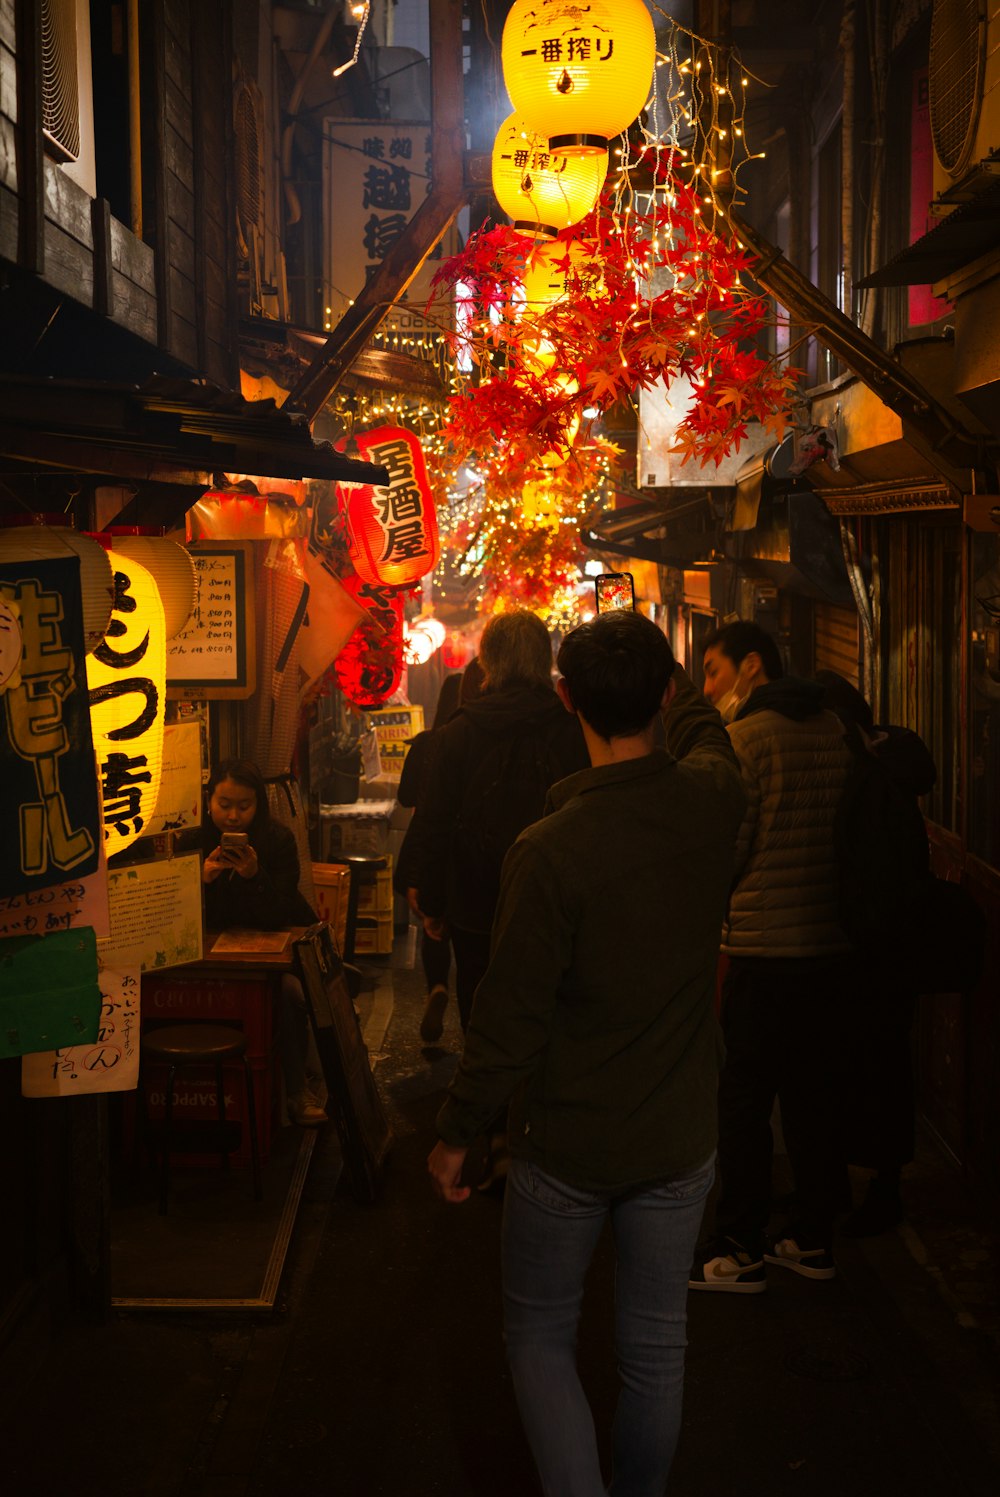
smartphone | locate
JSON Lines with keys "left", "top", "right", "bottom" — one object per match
{"left": 220, "top": 832, "right": 248, "bottom": 858}
{"left": 594, "top": 572, "right": 635, "bottom": 614}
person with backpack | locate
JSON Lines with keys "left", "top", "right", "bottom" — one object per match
{"left": 427, "top": 611, "right": 746, "bottom": 1497}
{"left": 414, "top": 610, "right": 588, "bottom": 1036}
{"left": 690, "top": 622, "right": 855, "bottom": 1292}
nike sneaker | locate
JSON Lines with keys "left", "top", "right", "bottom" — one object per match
{"left": 763, "top": 1236, "right": 836, "bottom": 1280}
{"left": 689, "top": 1237, "right": 767, "bottom": 1294}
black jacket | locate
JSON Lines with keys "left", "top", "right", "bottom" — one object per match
{"left": 202, "top": 819, "right": 316, "bottom": 932}
{"left": 416, "top": 684, "right": 588, "bottom": 932}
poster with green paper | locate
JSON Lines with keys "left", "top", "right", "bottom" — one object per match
{"left": 0, "top": 926, "right": 101, "bottom": 1058}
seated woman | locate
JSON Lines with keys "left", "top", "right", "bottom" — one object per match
{"left": 202, "top": 758, "right": 326, "bottom": 1127}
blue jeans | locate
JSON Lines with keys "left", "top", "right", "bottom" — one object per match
{"left": 502, "top": 1154, "right": 715, "bottom": 1497}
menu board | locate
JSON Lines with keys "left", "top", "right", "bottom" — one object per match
{"left": 166, "top": 543, "right": 255, "bottom": 699}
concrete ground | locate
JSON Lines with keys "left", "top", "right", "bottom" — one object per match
{"left": 2, "top": 949, "right": 998, "bottom": 1497}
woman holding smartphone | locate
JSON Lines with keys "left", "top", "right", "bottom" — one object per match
{"left": 202, "top": 759, "right": 326, "bottom": 1126}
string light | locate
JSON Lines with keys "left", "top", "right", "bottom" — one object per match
{"left": 332, "top": 2, "right": 371, "bottom": 78}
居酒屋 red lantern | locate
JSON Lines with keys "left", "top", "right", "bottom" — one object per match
{"left": 341, "top": 427, "right": 440, "bottom": 588}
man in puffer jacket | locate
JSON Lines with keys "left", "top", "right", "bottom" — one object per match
{"left": 690, "top": 621, "right": 854, "bottom": 1293}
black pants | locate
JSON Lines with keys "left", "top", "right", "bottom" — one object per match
{"left": 420, "top": 926, "right": 452, "bottom": 993}
{"left": 714, "top": 955, "right": 853, "bottom": 1252}
{"left": 449, "top": 925, "right": 492, "bottom": 1032}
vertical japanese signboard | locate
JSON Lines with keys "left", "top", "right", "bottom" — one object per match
{"left": 322, "top": 121, "right": 454, "bottom": 344}
{"left": 0, "top": 555, "right": 101, "bottom": 899}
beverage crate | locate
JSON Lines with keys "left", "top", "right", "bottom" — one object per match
{"left": 354, "top": 912, "right": 393, "bottom": 956}
{"left": 357, "top": 854, "right": 394, "bottom": 916}
{"left": 141, "top": 973, "right": 272, "bottom": 1059}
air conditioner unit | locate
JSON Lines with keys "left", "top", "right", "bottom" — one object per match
{"left": 40, "top": 0, "right": 96, "bottom": 198}
{"left": 929, "top": 0, "right": 1000, "bottom": 203}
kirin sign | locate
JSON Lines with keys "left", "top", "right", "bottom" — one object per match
{"left": 339, "top": 427, "right": 440, "bottom": 589}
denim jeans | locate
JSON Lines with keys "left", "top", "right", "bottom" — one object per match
{"left": 502, "top": 1154, "right": 715, "bottom": 1497}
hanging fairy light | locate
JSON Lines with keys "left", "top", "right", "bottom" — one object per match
{"left": 501, "top": 0, "right": 656, "bottom": 156}
{"left": 333, "top": 1, "right": 371, "bottom": 78}
{"left": 492, "top": 113, "right": 608, "bottom": 237}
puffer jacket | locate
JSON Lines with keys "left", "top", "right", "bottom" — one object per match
{"left": 723, "top": 678, "right": 853, "bottom": 958}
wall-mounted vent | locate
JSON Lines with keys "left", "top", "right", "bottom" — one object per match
{"left": 928, "top": 0, "right": 986, "bottom": 176}
{"left": 41, "top": 0, "right": 81, "bottom": 161}
{"left": 235, "top": 85, "right": 263, "bottom": 234}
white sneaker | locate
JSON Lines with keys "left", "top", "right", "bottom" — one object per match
{"left": 288, "top": 1091, "right": 327, "bottom": 1127}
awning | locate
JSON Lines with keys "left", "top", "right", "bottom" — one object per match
{"left": 858, "top": 177, "right": 1000, "bottom": 289}
{"left": 0, "top": 373, "right": 389, "bottom": 528}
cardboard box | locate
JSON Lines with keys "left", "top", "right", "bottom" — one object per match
{"left": 311, "top": 862, "right": 351, "bottom": 955}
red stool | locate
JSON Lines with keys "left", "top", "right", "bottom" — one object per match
{"left": 139, "top": 1023, "right": 263, "bottom": 1214}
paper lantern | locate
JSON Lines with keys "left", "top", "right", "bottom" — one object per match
{"left": 86, "top": 555, "right": 166, "bottom": 856}
{"left": 334, "top": 573, "right": 404, "bottom": 709}
{"left": 502, "top": 0, "right": 656, "bottom": 156}
{"left": 0, "top": 522, "right": 114, "bottom": 653}
{"left": 341, "top": 427, "right": 440, "bottom": 588}
{"left": 492, "top": 113, "right": 607, "bottom": 236}
{"left": 106, "top": 533, "right": 196, "bottom": 639}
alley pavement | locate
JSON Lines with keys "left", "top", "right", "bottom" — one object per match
{"left": 3, "top": 953, "right": 999, "bottom": 1497}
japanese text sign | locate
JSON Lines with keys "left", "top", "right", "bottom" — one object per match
{"left": 0, "top": 555, "right": 101, "bottom": 900}
{"left": 341, "top": 427, "right": 440, "bottom": 587}
{"left": 22, "top": 956, "right": 142, "bottom": 1096}
{"left": 87, "top": 556, "right": 166, "bottom": 856}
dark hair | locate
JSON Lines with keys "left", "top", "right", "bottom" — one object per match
{"left": 815, "top": 670, "right": 873, "bottom": 733}
{"left": 460, "top": 656, "right": 485, "bottom": 703}
{"left": 702, "top": 620, "right": 783, "bottom": 682}
{"left": 206, "top": 758, "right": 271, "bottom": 838}
{"left": 432, "top": 672, "right": 463, "bottom": 730}
{"left": 557, "top": 611, "right": 675, "bottom": 740}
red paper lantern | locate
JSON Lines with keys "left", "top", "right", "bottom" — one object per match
{"left": 334, "top": 573, "right": 404, "bottom": 709}
{"left": 340, "top": 427, "right": 440, "bottom": 588}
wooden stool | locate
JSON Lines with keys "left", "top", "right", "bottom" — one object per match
{"left": 140, "top": 1023, "right": 263, "bottom": 1215}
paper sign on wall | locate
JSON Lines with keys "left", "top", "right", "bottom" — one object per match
{"left": 0, "top": 831, "right": 110, "bottom": 941}
{"left": 21, "top": 955, "right": 142, "bottom": 1096}
{"left": 144, "top": 721, "right": 203, "bottom": 837}
{"left": 102, "top": 852, "right": 203, "bottom": 972}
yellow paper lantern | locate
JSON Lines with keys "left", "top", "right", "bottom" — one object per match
{"left": 86, "top": 555, "right": 166, "bottom": 856}
{"left": 492, "top": 113, "right": 608, "bottom": 237}
{"left": 501, "top": 0, "right": 656, "bottom": 156}
{"left": 0, "top": 524, "right": 114, "bottom": 653}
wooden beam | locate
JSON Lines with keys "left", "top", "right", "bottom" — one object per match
{"left": 283, "top": 0, "right": 468, "bottom": 421}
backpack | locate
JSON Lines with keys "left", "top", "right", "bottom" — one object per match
{"left": 835, "top": 722, "right": 931, "bottom": 951}
{"left": 836, "top": 724, "right": 986, "bottom": 993}
{"left": 455, "top": 722, "right": 564, "bottom": 898}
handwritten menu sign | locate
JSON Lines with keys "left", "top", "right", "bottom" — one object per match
{"left": 22, "top": 957, "right": 142, "bottom": 1097}
{"left": 166, "top": 543, "right": 255, "bottom": 699}
{"left": 0, "top": 841, "right": 110, "bottom": 940}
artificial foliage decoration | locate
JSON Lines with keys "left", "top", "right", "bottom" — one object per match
{"left": 432, "top": 182, "right": 797, "bottom": 475}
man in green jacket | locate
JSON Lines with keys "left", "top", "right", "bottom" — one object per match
{"left": 427, "top": 610, "right": 745, "bottom": 1497}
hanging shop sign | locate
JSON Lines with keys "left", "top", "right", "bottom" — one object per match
{"left": 86, "top": 555, "right": 167, "bottom": 856}
{"left": 340, "top": 427, "right": 440, "bottom": 588}
{"left": 166, "top": 542, "right": 256, "bottom": 700}
{"left": 333, "top": 573, "right": 404, "bottom": 710}
{"left": 492, "top": 113, "right": 608, "bottom": 237}
{"left": 321, "top": 120, "right": 457, "bottom": 347}
{"left": 0, "top": 554, "right": 101, "bottom": 900}
{"left": 501, "top": 0, "right": 656, "bottom": 156}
